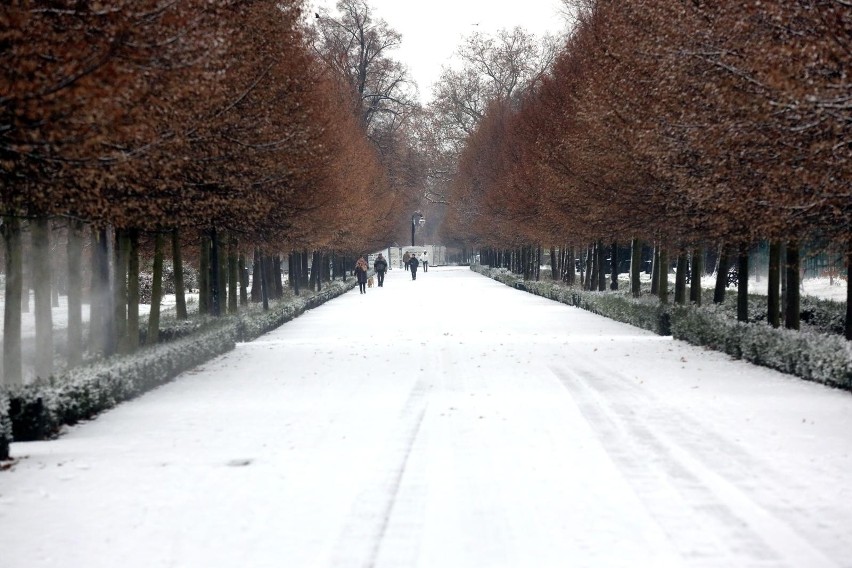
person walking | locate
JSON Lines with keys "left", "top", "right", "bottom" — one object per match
{"left": 408, "top": 253, "right": 420, "bottom": 280}
{"left": 402, "top": 251, "right": 410, "bottom": 271}
{"left": 373, "top": 253, "right": 388, "bottom": 287}
{"left": 422, "top": 250, "right": 429, "bottom": 272}
{"left": 354, "top": 256, "right": 369, "bottom": 294}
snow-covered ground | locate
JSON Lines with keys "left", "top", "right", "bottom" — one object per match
{"left": 1, "top": 266, "right": 852, "bottom": 567}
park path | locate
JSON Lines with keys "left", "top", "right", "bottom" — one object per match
{"left": 2, "top": 266, "right": 852, "bottom": 567}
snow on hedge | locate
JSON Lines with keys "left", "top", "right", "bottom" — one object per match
{"left": 0, "top": 278, "right": 356, "bottom": 451}
{"left": 474, "top": 265, "right": 851, "bottom": 390}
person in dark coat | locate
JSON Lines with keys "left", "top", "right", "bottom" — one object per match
{"left": 402, "top": 251, "right": 410, "bottom": 270}
{"left": 354, "top": 256, "right": 369, "bottom": 293}
{"left": 408, "top": 253, "right": 420, "bottom": 280}
{"left": 373, "top": 253, "right": 388, "bottom": 287}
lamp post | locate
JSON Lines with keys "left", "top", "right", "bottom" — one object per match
{"left": 411, "top": 211, "right": 424, "bottom": 246}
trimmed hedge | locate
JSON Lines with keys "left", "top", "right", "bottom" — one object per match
{"left": 474, "top": 265, "right": 852, "bottom": 391}
{"left": 1, "top": 278, "right": 356, "bottom": 451}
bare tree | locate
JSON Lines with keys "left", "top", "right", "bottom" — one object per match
{"left": 310, "top": 0, "right": 419, "bottom": 151}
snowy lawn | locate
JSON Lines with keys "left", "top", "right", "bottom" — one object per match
{"left": 1, "top": 266, "right": 851, "bottom": 567}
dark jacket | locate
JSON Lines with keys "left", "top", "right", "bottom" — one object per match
{"left": 355, "top": 259, "right": 369, "bottom": 283}
{"left": 408, "top": 256, "right": 420, "bottom": 270}
{"left": 374, "top": 257, "right": 388, "bottom": 272}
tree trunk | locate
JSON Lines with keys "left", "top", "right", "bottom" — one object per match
{"left": 172, "top": 229, "right": 188, "bottom": 320}
{"left": 210, "top": 228, "right": 221, "bottom": 317}
{"left": 127, "top": 230, "right": 140, "bottom": 351}
{"left": 713, "top": 244, "right": 729, "bottom": 304}
{"left": 630, "top": 238, "right": 641, "bottom": 298}
{"left": 199, "top": 233, "right": 210, "bottom": 314}
{"left": 651, "top": 245, "right": 660, "bottom": 296}
{"left": 550, "top": 246, "right": 558, "bottom": 280}
{"left": 146, "top": 232, "right": 165, "bottom": 345}
{"left": 674, "top": 251, "right": 688, "bottom": 305}
{"left": 767, "top": 241, "right": 781, "bottom": 328}
{"left": 66, "top": 220, "right": 83, "bottom": 368}
{"left": 737, "top": 245, "right": 749, "bottom": 322}
{"left": 251, "top": 248, "right": 262, "bottom": 302}
{"left": 113, "top": 229, "right": 129, "bottom": 352}
{"left": 596, "top": 240, "right": 606, "bottom": 291}
{"left": 689, "top": 247, "right": 703, "bottom": 306}
{"left": 658, "top": 248, "right": 669, "bottom": 303}
{"left": 228, "top": 233, "right": 238, "bottom": 314}
{"left": 32, "top": 217, "right": 54, "bottom": 379}
{"left": 2, "top": 216, "right": 23, "bottom": 386}
{"left": 780, "top": 242, "right": 788, "bottom": 324}
{"left": 89, "top": 227, "right": 114, "bottom": 357}
{"left": 785, "top": 240, "right": 800, "bottom": 330}
{"left": 610, "top": 242, "right": 618, "bottom": 290}
{"left": 238, "top": 251, "right": 248, "bottom": 306}
{"left": 845, "top": 244, "right": 851, "bottom": 340}
{"left": 259, "top": 255, "right": 269, "bottom": 311}
{"left": 217, "top": 230, "right": 228, "bottom": 314}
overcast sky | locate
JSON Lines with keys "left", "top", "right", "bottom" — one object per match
{"left": 309, "top": 0, "right": 570, "bottom": 102}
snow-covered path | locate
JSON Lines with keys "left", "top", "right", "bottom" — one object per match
{"left": 2, "top": 266, "right": 852, "bottom": 567}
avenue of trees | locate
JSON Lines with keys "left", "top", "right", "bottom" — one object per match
{"left": 439, "top": 0, "right": 851, "bottom": 338}
{"left": 1, "top": 0, "right": 418, "bottom": 386}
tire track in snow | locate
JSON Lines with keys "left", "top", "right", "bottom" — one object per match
{"left": 328, "top": 377, "right": 430, "bottom": 567}
{"left": 552, "top": 363, "right": 843, "bottom": 568}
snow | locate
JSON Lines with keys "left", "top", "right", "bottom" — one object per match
{"left": 2, "top": 266, "right": 852, "bottom": 567}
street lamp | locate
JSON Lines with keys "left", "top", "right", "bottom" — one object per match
{"left": 411, "top": 211, "right": 425, "bottom": 246}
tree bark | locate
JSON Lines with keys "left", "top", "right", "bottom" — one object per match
{"left": 113, "top": 229, "right": 129, "bottom": 352}
{"left": 259, "top": 254, "right": 269, "bottom": 311}
{"left": 658, "top": 248, "right": 668, "bottom": 303}
{"left": 251, "top": 248, "right": 262, "bottom": 302}
{"left": 550, "top": 246, "right": 558, "bottom": 280}
{"left": 146, "top": 232, "right": 165, "bottom": 345}
{"left": 596, "top": 240, "right": 606, "bottom": 291}
{"left": 846, "top": 244, "right": 851, "bottom": 340}
{"left": 172, "top": 229, "right": 188, "bottom": 320}
{"left": 210, "top": 228, "right": 221, "bottom": 317}
{"left": 199, "top": 233, "right": 210, "bottom": 314}
{"left": 32, "top": 217, "right": 54, "bottom": 379}
{"left": 217, "top": 230, "right": 228, "bottom": 314}
{"left": 674, "top": 251, "right": 688, "bottom": 305}
{"left": 651, "top": 245, "right": 660, "bottom": 296}
{"left": 90, "top": 227, "right": 114, "bottom": 357}
{"left": 737, "top": 245, "right": 749, "bottom": 322}
{"left": 767, "top": 241, "right": 781, "bottom": 328}
{"left": 228, "top": 232, "right": 238, "bottom": 314}
{"left": 713, "top": 244, "right": 729, "bottom": 304}
{"left": 127, "top": 230, "right": 140, "bottom": 351}
{"left": 630, "top": 238, "right": 641, "bottom": 298}
{"left": 2, "top": 216, "right": 23, "bottom": 386}
{"left": 66, "top": 220, "right": 83, "bottom": 368}
{"left": 784, "top": 240, "right": 800, "bottom": 330}
{"left": 689, "top": 247, "right": 703, "bottom": 305}
{"left": 610, "top": 242, "right": 618, "bottom": 291}
{"left": 238, "top": 251, "right": 248, "bottom": 306}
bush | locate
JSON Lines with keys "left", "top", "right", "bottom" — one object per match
{"left": 2, "top": 276, "right": 357, "bottom": 450}
{"left": 473, "top": 264, "right": 852, "bottom": 391}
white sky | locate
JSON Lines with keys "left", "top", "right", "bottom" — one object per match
{"left": 309, "top": 0, "right": 570, "bottom": 102}
{"left": 3, "top": 267, "right": 852, "bottom": 566}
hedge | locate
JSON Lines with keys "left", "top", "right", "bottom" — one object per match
{"left": 473, "top": 265, "right": 852, "bottom": 391}
{"left": 0, "top": 278, "right": 356, "bottom": 454}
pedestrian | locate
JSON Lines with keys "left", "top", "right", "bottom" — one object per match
{"left": 402, "top": 251, "right": 410, "bottom": 270}
{"left": 409, "top": 253, "right": 420, "bottom": 280}
{"left": 373, "top": 253, "right": 388, "bottom": 287}
{"left": 354, "top": 256, "right": 369, "bottom": 294}
{"left": 422, "top": 250, "right": 428, "bottom": 272}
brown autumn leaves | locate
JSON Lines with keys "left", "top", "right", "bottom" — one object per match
{"left": 444, "top": 1, "right": 850, "bottom": 259}
{"left": 1, "top": 0, "right": 397, "bottom": 252}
